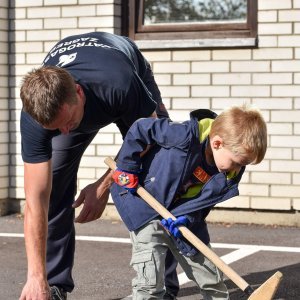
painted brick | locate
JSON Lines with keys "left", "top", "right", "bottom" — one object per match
{"left": 169, "top": 110, "right": 191, "bottom": 122}
{"left": 80, "top": 155, "right": 109, "bottom": 168}
{"left": 272, "top": 60, "right": 300, "bottom": 72}
{"left": 82, "top": 145, "right": 96, "bottom": 156}
{"left": 295, "top": 0, "right": 300, "bottom": 8}
{"left": 295, "top": 98, "right": 300, "bottom": 109}
{"left": 154, "top": 74, "right": 171, "bottom": 85}
{"left": 252, "top": 98, "right": 292, "bottom": 110}
{"left": 9, "top": 30, "right": 26, "bottom": 42}
{"left": 258, "top": 23, "right": 292, "bottom": 35}
{"left": 251, "top": 197, "right": 291, "bottom": 210}
{"left": 0, "top": 42, "right": 8, "bottom": 53}
{"left": 245, "top": 160, "right": 269, "bottom": 172}
{"left": 172, "top": 98, "right": 210, "bottom": 109}
{"left": 192, "top": 86, "right": 229, "bottom": 97}
{"left": 142, "top": 51, "right": 171, "bottom": 62}
{"left": 253, "top": 48, "right": 293, "bottom": 60}
{"left": 267, "top": 123, "right": 293, "bottom": 136}
{"left": 14, "top": 42, "right": 43, "bottom": 53}
{"left": 252, "top": 172, "right": 291, "bottom": 184}
{"left": 213, "top": 74, "right": 251, "bottom": 85}
{"left": 90, "top": 133, "right": 114, "bottom": 144}
{"left": 217, "top": 196, "right": 250, "bottom": 209}
{"left": 278, "top": 35, "right": 300, "bottom": 47}
{"left": 293, "top": 199, "right": 300, "bottom": 210}
{"left": 192, "top": 61, "right": 229, "bottom": 73}
{"left": 271, "top": 160, "right": 300, "bottom": 172}
{"left": 265, "top": 147, "right": 292, "bottom": 159}
{"left": 173, "top": 50, "right": 210, "bottom": 61}
{"left": 293, "top": 172, "right": 300, "bottom": 184}
{"left": 79, "top": 0, "right": 115, "bottom": 4}
{"left": 258, "top": 0, "right": 292, "bottom": 10}
{"left": 271, "top": 185, "right": 300, "bottom": 198}
{"left": 96, "top": 4, "right": 115, "bottom": 15}
{"left": 153, "top": 62, "right": 190, "bottom": 73}
{"left": 272, "top": 85, "right": 300, "bottom": 97}
{"left": 44, "top": 0, "right": 77, "bottom": 5}
{"left": 96, "top": 145, "right": 120, "bottom": 156}
{"left": 295, "top": 23, "right": 300, "bottom": 34}
{"left": 239, "top": 183, "right": 269, "bottom": 197}
{"left": 15, "top": 0, "right": 43, "bottom": 7}
{"left": 12, "top": 19, "right": 43, "bottom": 30}
{"left": 0, "top": 166, "right": 8, "bottom": 177}
{"left": 28, "top": 7, "right": 61, "bottom": 18}
{"left": 44, "top": 18, "right": 77, "bottom": 29}
{"left": 295, "top": 73, "right": 300, "bottom": 84}
{"left": 212, "top": 49, "right": 251, "bottom": 60}
{"left": 212, "top": 98, "right": 249, "bottom": 109}
{"left": 295, "top": 124, "right": 300, "bottom": 134}
{"left": 78, "top": 16, "right": 115, "bottom": 28}
{"left": 258, "top": 10, "right": 277, "bottom": 23}
{"left": 9, "top": 8, "right": 26, "bottom": 19}
{"left": 231, "top": 86, "right": 270, "bottom": 97}
{"left": 173, "top": 74, "right": 210, "bottom": 85}
{"left": 77, "top": 168, "right": 96, "bottom": 179}
{"left": 279, "top": 10, "right": 300, "bottom": 22}
{"left": 62, "top": 5, "right": 96, "bottom": 17}
{"left": 160, "top": 86, "right": 190, "bottom": 98}
{"left": 253, "top": 73, "right": 292, "bottom": 84}
{"left": 271, "top": 110, "right": 300, "bottom": 122}
{"left": 231, "top": 61, "right": 270, "bottom": 72}
{"left": 258, "top": 36, "right": 278, "bottom": 48}
{"left": 27, "top": 30, "right": 60, "bottom": 41}
{"left": 26, "top": 53, "right": 47, "bottom": 64}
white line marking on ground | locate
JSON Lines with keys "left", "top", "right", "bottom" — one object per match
{"left": 1, "top": 233, "right": 300, "bottom": 252}
{"left": 2, "top": 232, "right": 298, "bottom": 300}
{"left": 178, "top": 247, "right": 260, "bottom": 285}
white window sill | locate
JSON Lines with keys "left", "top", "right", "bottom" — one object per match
{"left": 135, "top": 37, "right": 257, "bottom": 50}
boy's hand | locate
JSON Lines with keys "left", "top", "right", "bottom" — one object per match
{"left": 112, "top": 168, "right": 139, "bottom": 193}
{"left": 161, "top": 216, "right": 190, "bottom": 238}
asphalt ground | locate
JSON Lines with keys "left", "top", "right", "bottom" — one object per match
{"left": 0, "top": 214, "right": 299, "bottom": 300}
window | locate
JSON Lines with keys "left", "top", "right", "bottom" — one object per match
{"left": 122, "top": 0, "right": 257, "bottom": 49}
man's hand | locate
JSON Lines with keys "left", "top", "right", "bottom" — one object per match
{"left": 72, "top": 169, "right": 113, "bottom": 223}
{"left": 19, "top": 277, "right": 50, "bottom": 300}
{"left": 161, "top": 216, "right": 190, "bottom": 238}
{"left": 112, "top": 168, "right": 139, "bottom": 193}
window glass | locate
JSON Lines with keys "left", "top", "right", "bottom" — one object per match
{"left": 143, "top": 0, "right": 247, "bottom": 26}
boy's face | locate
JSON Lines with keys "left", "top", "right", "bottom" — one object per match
{"left": 210, "top": 135, "right": 251, "bottom": 174}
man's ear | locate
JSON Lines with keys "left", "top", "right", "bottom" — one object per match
{"left": 211, "top": 135, "right": 224, "bottom": 149}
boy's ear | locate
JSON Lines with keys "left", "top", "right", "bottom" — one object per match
{"left": 211, "top": 135, "right": 224, "bottom": 149}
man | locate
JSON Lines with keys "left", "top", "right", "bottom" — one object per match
{"left": 19, "top": 32, "right": 177, "bottom": 300}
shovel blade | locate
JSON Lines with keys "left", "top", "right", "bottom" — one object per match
{"left": 248, "top": 271, "right": 283, "bottom": 300}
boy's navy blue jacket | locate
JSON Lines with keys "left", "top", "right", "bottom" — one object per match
{"left": 111, "top": 109, "right": 245, "bottom": 254}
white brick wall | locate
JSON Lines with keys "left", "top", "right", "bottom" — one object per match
{"left": 5, "top": 0, "right": 300, "bottom": 217}
{"left": 0, "top": 0, "right": 9, "bottom": 211}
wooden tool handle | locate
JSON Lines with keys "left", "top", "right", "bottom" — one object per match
{"left": 105, "top": 156, "right": 251, "bottom": 292}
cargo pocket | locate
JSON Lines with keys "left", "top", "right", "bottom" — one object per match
{"left": 130, "top": 249, "right": 157, "bottom": 287}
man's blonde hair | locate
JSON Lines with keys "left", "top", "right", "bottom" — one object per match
{"left": 20, "top": 66, "right": 77, "bottom": 126}
{"left": 210, "top": 105, "right": 267, "bottom": 164}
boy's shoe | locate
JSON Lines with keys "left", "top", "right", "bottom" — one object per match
{"left": 50, "top": 286, "right": 67, "bottom": 300}
{"left": 163, "top": 291, "right": 177, "bottom": 299}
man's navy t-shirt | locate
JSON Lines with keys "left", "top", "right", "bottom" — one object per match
{"left": 21, "top": 32, "right": 157, "bottom": 163}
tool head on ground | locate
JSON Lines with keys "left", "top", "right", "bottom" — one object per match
{"left": 247, "top": 271, "right": 283, "bottom": 300}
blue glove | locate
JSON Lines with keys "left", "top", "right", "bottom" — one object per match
{"left": 161, "top": 216, "right": 190, "bottom": 238}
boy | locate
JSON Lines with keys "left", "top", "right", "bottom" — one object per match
{"left": 111, "top": 105, "right": 267, "bottom": 299}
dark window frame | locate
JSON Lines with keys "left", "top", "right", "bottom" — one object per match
{"left": 122, "top": 0, "right": 257, "bottom": 47}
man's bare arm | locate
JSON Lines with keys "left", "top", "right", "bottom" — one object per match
{"left": 20, "top": 161, "right": 52, "bottom": 300}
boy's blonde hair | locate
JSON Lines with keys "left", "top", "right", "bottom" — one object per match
{"left": 210, "top": 105, "right": 267, "bottom": 164}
